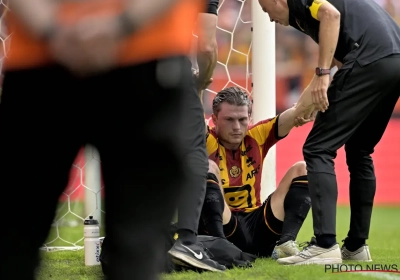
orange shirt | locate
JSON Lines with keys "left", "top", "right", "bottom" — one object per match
{"left": 4, "top": 0, "right": 200, "bottom": 70}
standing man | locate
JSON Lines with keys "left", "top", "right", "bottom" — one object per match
{"left": 167, "top": 0, "right": 226, "bottom": 272}
{"left": 0, "top": 1, "right": 202, "bottom": 279}
{"left": 259, "top": 0, "right": 400, "bottom": 265}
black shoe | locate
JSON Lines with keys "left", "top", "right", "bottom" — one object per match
{"left": 168, "top": 240, "right": 226, "bottom": 272}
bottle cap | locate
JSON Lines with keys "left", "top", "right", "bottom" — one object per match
{"left": 84, "top": 216, "right": 99, "bottom": 225}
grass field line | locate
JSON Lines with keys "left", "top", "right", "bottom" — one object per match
{"left": 360, "top": 272, "right": 400, "bottom": 280}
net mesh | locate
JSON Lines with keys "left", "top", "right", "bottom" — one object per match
{"left": 201, "top": 0, "right": 253, "bottom": 124}
{"left": 41, "top": 147, "right": 105, "bottom": 252}
{"left": 0, "top": 1, "right": 10, "bottom": 89}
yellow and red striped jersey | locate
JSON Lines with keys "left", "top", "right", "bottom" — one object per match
{"left": 206, "top": 116, "right": 282, "bottom": 213}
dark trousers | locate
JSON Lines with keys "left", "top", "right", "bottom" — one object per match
{"left": 0, "top": 57, "right": 191, "bottom": 280}
{"left": 303, "top": 54, "right": 400, "bottom": 238}
{"left": 177, "top": 58, "right": 208, "bottom": 234}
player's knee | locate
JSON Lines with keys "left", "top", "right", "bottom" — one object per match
{"left": 292, "top": 161, "right": 307, "bottom": 178}
{"left": 207, "top": 159, "right": 221, "bottom": 187}
{"left": 345, "top": 146, "right": 372, "bottom": 164}
{"left": 208, "top": 159, "right": 219, "bottom": 176}
{"left": 345, "top": 147, "right": 374, "bottom": 177}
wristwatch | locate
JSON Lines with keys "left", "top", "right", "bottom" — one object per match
{"left": 315, "top": 67, "right": 331, "bottom": 76}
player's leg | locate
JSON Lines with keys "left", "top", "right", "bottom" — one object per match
{"left": 200, "top": 159, "right": 231, "bottom": 237}
{"left": 279, "top": 55, "right": 400, "bottom": 265}
{"left": 0, "top": 67, "right": 83, "bottom": 279}
{"left": 199, "top": 160, "right": 249, "bottom": 252}
{"left": 168, "top": 58, "right": 225, "bottom": 271}
{"left": 245, "top": 161, "right": 310, "bottom": 258}
{"left": 175, "top": 61, "right": 208, "bottom": 244}
{"left": 94, "top": 59, "right": 185, "bottom": 280}
{"left": 342, "top": 57, "right": 400, "bottom": 261}
{"left": 93, "top": 57, "right": 222, "bottom": 279}
{"left": 270, "top": 161, "right": 310, "bottom": 258}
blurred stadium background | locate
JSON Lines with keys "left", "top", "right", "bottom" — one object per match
{"left": 0, "top": 0, "right": 399, "bottom": 250}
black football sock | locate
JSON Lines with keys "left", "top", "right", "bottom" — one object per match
{"left": 344, "top": 237, "right": 366, "bottom": 251}
{"left": 346, "top": 178, "right": 375, "bottom": 251}
{"left": 177, "top": 229, "right": 197, "bottom": 245}
{"left": 316, "top": 234, "right": 337, "bottom": 248}
{"left": 277, "top": 176, "right": 311, "bottom": 245}
{"left": 200, "top": 173, "right": 225, "bottom": 238}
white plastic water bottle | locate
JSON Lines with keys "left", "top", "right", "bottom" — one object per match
{"left": 84, "top": 216, "right": 101, "bottom": 266}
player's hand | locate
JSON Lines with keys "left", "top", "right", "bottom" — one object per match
{"left": 309, "top": 74, "right": 330, "bottom": 112}
{"left": 48, "top": 15, "right": 121, "bottom": 76}
{"left": 294, "top": 86, "right": 316, "bottom": 119}
{"left": 293, "top": 108, "right": 317, "bottom": 127}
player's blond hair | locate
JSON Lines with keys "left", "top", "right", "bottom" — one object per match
{"left": 212, "top": 87, "right": 252, "bottom": 116}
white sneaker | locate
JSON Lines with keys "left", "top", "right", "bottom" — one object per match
{"left": 271, "top": 240, "right": 300, "bottom": 260}
{"left": 277, "top": 239, "right": 342, "bottom": 265}
{"left": 341, "top": 245, "right": 372, "bottom": 262}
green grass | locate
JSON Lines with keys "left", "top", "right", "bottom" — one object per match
{"left": 37, "top": 206, "right": 400, "bottom": 280}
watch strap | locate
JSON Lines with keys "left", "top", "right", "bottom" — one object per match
{"left": 315, "top": 67, "right": 331, "bottom": 76}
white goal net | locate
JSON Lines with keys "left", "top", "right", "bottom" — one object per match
{"left": 0, "top": 0, "right": 275, "bottom": 251}
{"left": 0, "top": 1, "right": 9, "bottom": 88}
{"left": 202, "top": 0, "right": 253, "bottom": 125}
{"left": 40, "top": 146, "right": 104, "bottom": 252}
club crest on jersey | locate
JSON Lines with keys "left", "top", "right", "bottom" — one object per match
{"left": 229, "top": 166, "right": 241, "bottom": 178}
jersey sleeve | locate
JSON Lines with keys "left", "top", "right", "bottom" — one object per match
{"left": 247, "top": 115, "right": 282, "bottom": 155}
{"left": 287, "top": 0, "right": 323, "bottom": 20}
{"left": 206, "top": 126, "right": 219, "bottom": 155}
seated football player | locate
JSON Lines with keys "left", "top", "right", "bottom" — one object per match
{"left": 199, "top": 86, "right": 313, "bottom": 259}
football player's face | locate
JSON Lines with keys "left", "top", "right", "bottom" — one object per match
{"left": 212, "top": 103, "right": 249, "bottom": 149}
{"left": 259, "top": 0, "right": 290, "bottom": 26}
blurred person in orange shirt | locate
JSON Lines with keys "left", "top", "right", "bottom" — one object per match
{"left": 0, "top": 1, "right": 200, "bottom": 280}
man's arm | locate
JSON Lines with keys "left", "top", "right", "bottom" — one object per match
{"left": 276, "top": 100, "right": 318, "bottom": 137}
{"left": 300, "top": 0, "right": 341, "bottom": 112}
{"left": 276, "top": 107, "right": 298, "bottom": 138}
{"left": 312, "top": 1, "right": 341, "bottom": 69}
{"left": 196, "top": 1, "right": 219, "bottom": 100}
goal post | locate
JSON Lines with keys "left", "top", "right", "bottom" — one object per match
{"left": 250, "top": 0, "right": 276, "bottom": 201}
{"left": 84, "top": 144, "right": 102, "bottom": 226}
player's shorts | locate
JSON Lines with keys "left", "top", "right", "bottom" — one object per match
{"left": 224, "top": 194, "right": 283, "bottom": 257}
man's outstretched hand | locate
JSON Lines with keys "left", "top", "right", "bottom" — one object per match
{"left": 309, "top": 74, "right": 330, "bottom": 112}
{"left": 293, "top": 86, "right": 319, "bottom": 127}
